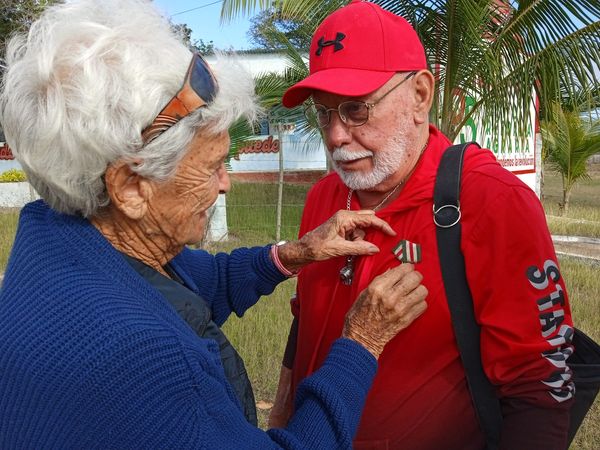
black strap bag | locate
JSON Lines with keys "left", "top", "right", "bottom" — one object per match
{"left": 433, "top": 142, "right": 600, "bottom": 449}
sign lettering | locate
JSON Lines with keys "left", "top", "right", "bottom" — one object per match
{"left": 456, "top": 95, "right": 536, "bottom": 174}
{"left": 233, "top": 135, "right": 280, "bottom": 160}
{"left": 0, "top": 144, "right": 14, "bottom": 160}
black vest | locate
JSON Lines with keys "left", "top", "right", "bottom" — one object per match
{"left": 121, "top": 254, "right": 257, "bottom": 426}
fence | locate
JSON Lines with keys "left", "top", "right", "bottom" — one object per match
{"left": 206, "top": 171, "right": 325, "bottom": 247}
{"left": 205, "top": 131, "right": 327, "bottom": 246}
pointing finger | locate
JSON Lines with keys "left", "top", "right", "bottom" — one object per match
{"left": 338, "top": 240, "right": 380, "bottom": 256}
{"left": 342, "top": 210, "right": 396, "bottom": 236}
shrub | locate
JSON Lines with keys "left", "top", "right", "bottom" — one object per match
{"left": 0, "top": 169, "right": 27, "bottom": 183}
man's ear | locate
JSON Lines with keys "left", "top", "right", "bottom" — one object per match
{"left": 103, "top": 161, "right": 151, "bottom": 220}
{"left": 412, "top": 70, "right": 435, "bottom": 125}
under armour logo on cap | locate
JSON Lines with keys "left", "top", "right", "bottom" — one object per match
{"left": 315, "top": 32, "right": 346, "bottom": 56}
{"left": 282, "top": 1, "right": 427, "bottom": 108}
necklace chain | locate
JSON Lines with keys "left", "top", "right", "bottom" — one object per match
{"left": 346, "top": 182, "right": 401, "bottom": 212}
{"left": 339, "top": 140, "right": 428, "bottom": 286}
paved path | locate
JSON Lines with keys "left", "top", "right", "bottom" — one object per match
{"left": 552, "top": 235, "right": 600, "bottom": 264}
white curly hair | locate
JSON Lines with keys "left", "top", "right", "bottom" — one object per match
{"left": 0, "top": 0, "right": 258, "bottom": 217}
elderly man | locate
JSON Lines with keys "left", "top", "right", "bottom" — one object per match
{"left": 270, "top": 1, "right": 574, "bottom": 449}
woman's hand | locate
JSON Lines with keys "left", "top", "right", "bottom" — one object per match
{"left": 343, "top": 264, "right": 428, "bottom": 359}
{"left": 277, "top": 210, "right": 395, "bottom": 272}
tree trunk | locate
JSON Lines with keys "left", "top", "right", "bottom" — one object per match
{"left": 540, "top": 165, "right": 545, "bottom": 201}
{"left": 562, "top": 187, "right": 571, "bottom": 217}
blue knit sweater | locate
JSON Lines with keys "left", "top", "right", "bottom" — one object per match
{"left": 0, "top": 201, "right": 376, "bottom": 449}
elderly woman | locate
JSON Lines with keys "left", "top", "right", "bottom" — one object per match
{"left": 0, "top": 0, "right": 427, "bottom": 448}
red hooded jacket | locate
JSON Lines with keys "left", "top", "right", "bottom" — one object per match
{"left": 292, "top": 126, "right": 573, "bottom": 449}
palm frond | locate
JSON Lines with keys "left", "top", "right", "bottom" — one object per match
{"left": 374, "top": 0, "right": 600, "bottom": 144}
{"left": 221, "top": 0, "right": 344, "bottom": 23}
{"left": 221, "top": 0, "right": 278, "bottom": 23}
{"left": 227, "top": 118, "right": 258, "bottom": 168}
{"left": 223, "top": 0, "right": 600, "bottom": 161}
{"left": 542, "top": 102, "right": 600, "bottom": 191}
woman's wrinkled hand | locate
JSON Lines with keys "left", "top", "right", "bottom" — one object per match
{"left": 342, "top": 264, "right": 428, "bottom": 359}
{"left": 277, "top": 210, "right": 395, "bottom": 272}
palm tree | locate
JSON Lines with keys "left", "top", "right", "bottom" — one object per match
{"left": 226, "top": 34, "right": 314, "bottom": 163}
{"left": 541, "top": 102, "right": 600, "bottom": 215}
{"left": 221, "top": 0, "right": 600, "bottom": 146}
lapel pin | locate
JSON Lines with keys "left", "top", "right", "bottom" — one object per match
{"left": 393, "top": 240, "right": 422, "bottom": 263}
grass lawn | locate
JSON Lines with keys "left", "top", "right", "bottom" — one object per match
{"left": 221, "top": 182, "right": 308, "bottom": 243}
{"left": 552, "top": 258, "right": 599, "bottom": 449}
{"left": 0, "top": 166, "right": 599, "bottom": 447}
{"left": 0, "top": 208, "right": 19, "bottom": 271}
{"left": 543, "top": 164, "right": 600, "bottom": 237}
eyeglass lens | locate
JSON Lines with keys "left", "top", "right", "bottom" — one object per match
{"left": 311, "top": 102, "right": 369, "bottom": 127}
{"left": 307, "top": 71, "right": 417, "bottom": 128}
{"left": 190, "top": 55, "right": 217, "bottom": 104}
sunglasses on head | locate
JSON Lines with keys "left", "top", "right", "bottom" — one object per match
{"left": 141, "top": 53, "right": 218, "bottom": 145}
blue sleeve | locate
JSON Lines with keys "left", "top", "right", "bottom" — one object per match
{"left": 171, "top": 245, "right": 287, "bottom": 326}
{"left": 63, "top": 336, "right": 376, "bottom": 449}
{"left": 268, "top": 339, "right": 377, "bottom": 448}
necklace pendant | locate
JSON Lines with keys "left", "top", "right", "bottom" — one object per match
{"left": 339, "top": 257, "right": 354, "bottom": 285}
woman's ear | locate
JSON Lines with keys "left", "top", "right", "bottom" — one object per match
{"left": 412, "top": 70, "right": 435, "bottom": 125}
{"left": 103, "top": 161, "right": 151, "bottom": 220}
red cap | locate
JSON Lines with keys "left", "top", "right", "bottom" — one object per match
{"left": 282, "top": 0, "right": 427, "bottom": 108}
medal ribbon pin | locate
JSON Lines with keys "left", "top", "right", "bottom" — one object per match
{"left": 393, "top": 240, "right": 422, "bottom": 263}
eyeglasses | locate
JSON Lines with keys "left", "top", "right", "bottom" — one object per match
{"left": 304, "top": 71, "right": 417, "bottom": 129}
{"left": 141, "top": 53, "right": 218, "bottom": 145}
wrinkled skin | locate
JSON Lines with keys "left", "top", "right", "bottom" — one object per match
{"left": 268, "top": 264, "right": 428, "bottom": 428}
{"left": 93, "top": 130, "right": 232, "bottom": 274}
{"left": 95, "top": 130, "right": 400, "bottom": 277}
{"left": 278, "top": 209, "right": 395, "bottom": 272}
{"left": 342, "top": 263, "right": 428, "bottom": 358}
{"left": 143, "top": 132, "right": 231, "bottom": 248}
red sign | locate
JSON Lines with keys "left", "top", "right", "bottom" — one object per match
{"left": 233, "top": 135, "right": 279, "bottom": 160}
{"left": 0, "top": 144, "right": 14, "bottom": 160}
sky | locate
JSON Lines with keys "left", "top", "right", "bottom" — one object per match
{"left": 153, "top": 0, "right": 254, "bottom": 51}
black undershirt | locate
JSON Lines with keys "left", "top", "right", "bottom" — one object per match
{"left": 121, "top": 253, "right": 257, "bottom": 426}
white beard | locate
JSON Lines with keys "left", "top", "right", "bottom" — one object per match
{"left": 330, "top": 131, "right": 411, "bottom": 191}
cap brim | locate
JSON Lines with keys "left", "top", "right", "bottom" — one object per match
{"left": 282, "top": 68, "right": 396, "bottom": 108}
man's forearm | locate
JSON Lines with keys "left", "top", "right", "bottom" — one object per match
{"left": 283, "top": 316, "right": 299, "bottom": 369}
{"left": 269, "top": 318, "right": 299, "bottom": 428}
{"left": 269, "top": 365, "right": 294, "bottom": 429}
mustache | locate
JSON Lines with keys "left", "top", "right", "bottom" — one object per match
{"left": 331, "top": 147, "right": 374, "bottom": 162}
